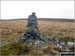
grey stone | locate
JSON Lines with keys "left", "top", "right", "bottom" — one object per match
{"left": 44, "top": 35, "right": 52, "bottom": 41}
{"left": 19, "top": 12, "right": 45, "bottom": 44}
{"left": 53, "top": 37, "right": 59, "bottom": 43}
{"left": 67, "top": 42, "right": 74, "bottom": 46}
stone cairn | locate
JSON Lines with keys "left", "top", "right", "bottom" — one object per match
{"left": 19, "top": 12, "right": 45, "bottom": 44}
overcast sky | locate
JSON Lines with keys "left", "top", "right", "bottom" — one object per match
{"left": 1, "top": 1, "right": 74, "bottom": 19}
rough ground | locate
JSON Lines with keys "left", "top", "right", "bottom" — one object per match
{"left": 0, "top": 19, "right": 74, "bottom": 55}
{"left": 0, "top": 19, "right": 74, "bottom": 42}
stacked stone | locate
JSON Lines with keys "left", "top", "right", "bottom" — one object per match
{"left": 19, "top": 12, "right": 44, "bottom": 43}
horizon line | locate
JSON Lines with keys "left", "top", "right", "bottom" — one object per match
{"left": 0, "top": 18, "right": 74, "bottom": 20}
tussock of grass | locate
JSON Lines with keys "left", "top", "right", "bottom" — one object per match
{"left": 42, "top": 45, "right": 59, "bottom": 55}
{"left": 1, "top": 42, "right": 60, "bottom": 55}
{"left": 1, "top": 42, "right": 33, "bottom": 55}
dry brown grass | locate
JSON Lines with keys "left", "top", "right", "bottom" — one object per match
{"left": 0, "top": 19, "right": 74, "bottom": 55}
{"left": 0, "top": 19, "right": 75, "bottom": 42}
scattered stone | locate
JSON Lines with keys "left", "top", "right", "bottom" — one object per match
{"left": 67, "top": 42, "right": 74, "bottom": 46}
{"left": 53, "top": 37, "right": 59, "bottom": 43}
{"left": 58, "top": 42, "right": 65, "bottom": 46}
{"left": 0, "top": 41, "right": 8, "bottom": 46}
{"left": 44, "top": 35, "right": 52, "bottom": 41}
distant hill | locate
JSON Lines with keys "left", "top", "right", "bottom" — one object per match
{"left": 38, "top": 18, "right": 74, "bottom": 22}
{"left": 0, "top": 18, "right": 74, "bottom": 22}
